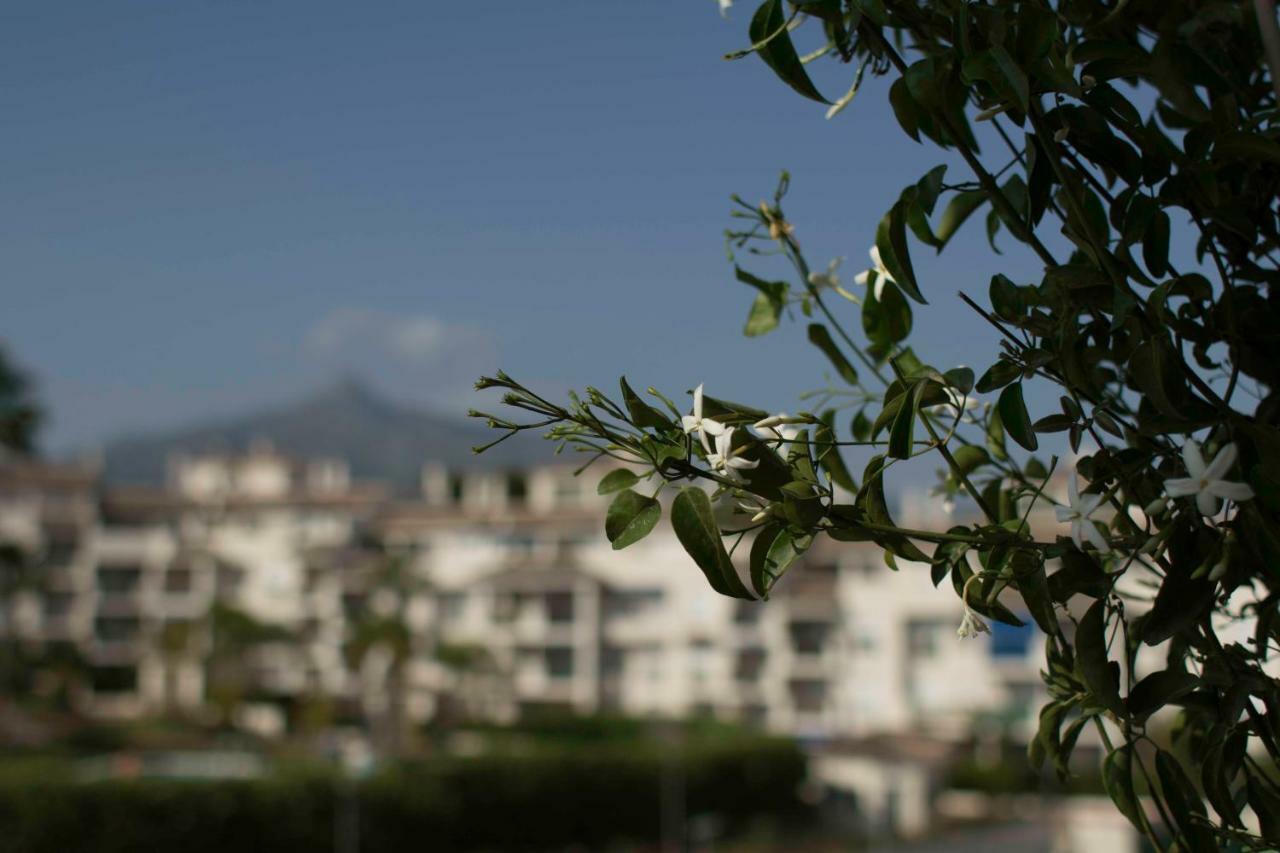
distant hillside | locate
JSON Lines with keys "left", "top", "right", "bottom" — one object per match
{"left": 101, "top": 379, "right": 547, "bottom": 493}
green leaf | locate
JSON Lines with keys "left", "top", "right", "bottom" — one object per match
{"left": 889, "top": 380, "right": 933, "bottom": 461}
{"left": 914, "top": 165, "right": 948, "bottom": 214}
{"left": 1076, "top": 598, "right": 1124, "bottom": 716}
{"left": 934, "top": 190, "right": 987, "bottom": 248}
{"left": 749, "top": 524, "right": 810, "bottom": 598}
{"left": 807, "top": 324, "right": 859, "bottom": 384}
{"left": 997, "top": 382, "right": 1038, "bottom": 451}
{"left": 988, "top": 274, "right": 1021, "bottom": 322}
{"left": 605, "top": 489, "right": 661, "bottom": 550}
{"left": 1010, "top": 549, "right": 1056, "bottom": 634}
{"left": 748, "top": 0, "right": 829, "bottom": 104}
{"left": 620, "top": 377, "right": 671, "bottom": 430}
{"left": 1156, "top": 750, "right": 1212, "bottom": 849}
{"left": 1033, "top": 414, "right": 1074, "bottom": 433}
{"left": 671, "top": 487, "right": 754, "bottom": 599}
{"left": 944, "top": 366, "right": 974, "bottom": 394}
{"left": 875, "top": 202, "right": 925, "bottom": 303}
{"left": 861, "top": 279, "right": 913, "bottom": 346}
{"left": 1102, "top": 746, "right": 1144, "bottom": 831}
{"left": 745, "top": 292, "right": 782, "bottom": 336}
{"left": 888, "top": 79, "right": 920, "bottom": 142}
{"left": 1125, "top": 670, "right": 1199, "bottom": 721}
{"left": 597, "top": 469, "right": 640, "bottom": 495}
{"left": 1215, "top": 131, "right": 1280, "bottom": 166}
{"left": 1142, "top": 524, "right": 1216, "bottom": 646}
{"left": 951, "top": 445, "right": 990, "bottom": 479}
{"left": 1141, "top": 209, "right": 1170, "bottom": 278}
{"left": 976, "top": 359, "right": 1022, "bottom": 393}
{"left": 990, "top": 45, "right": 1030, "bottom": 112}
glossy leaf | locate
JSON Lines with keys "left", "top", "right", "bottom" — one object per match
{"left": 597, "top": 469, "right": 640, "bottom": 495}
{"left": 997, "top": 382, "right": 1039, "bottom": 451}
{"left": 605, "top": 489, "right": 661, "bottom": 550}
{"left": 807, "top": 323, "right": 859, "bottom": 385}
{"left": 671, "top": 487, "right": 754, "bottom": 599}
{"left": 748, "top": 0, "right": 829, "bottom": 104}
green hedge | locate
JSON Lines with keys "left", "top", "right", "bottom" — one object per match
{"left": 0, "top": 737, "right": 807, "bottom": 852}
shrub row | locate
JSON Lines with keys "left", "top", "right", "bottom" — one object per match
{"left": 0, "top": 736, "right": 808, "bottom": 852}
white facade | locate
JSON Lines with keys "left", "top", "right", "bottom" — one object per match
{"left": 0, "top": 451, "right": 1046, "bottom": 743}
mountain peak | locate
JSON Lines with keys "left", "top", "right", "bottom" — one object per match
{"left": 101, "top": 376, "right": 544, "bottom": 492}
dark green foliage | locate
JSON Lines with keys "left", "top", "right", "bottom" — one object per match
{"left": 0, "top": 737, "right": 808, "bottom": 853}
{"left": 473, "top": 0, "right": 1280, "bottom": 844}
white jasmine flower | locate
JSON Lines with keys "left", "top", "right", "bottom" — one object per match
{"left": 681, "top": 384, "right": 727, "bottom": 452}
{"left": 942, "top": 496, "right": 956, "bottom": 516}
{"left": 707, "top": 427, "right": 759, "bottom": 480}
{"left": 853, "top": 246, "right": 894, "bottom": 301}
{"left": 717, "top": 0, "right": 732, "bottom": 17}
{"left": 1163, "top": 440, "right": 1254, "bottom": 517}
{"left": 1055, "top": 475, "right": 1108, "bottom": 553}
{"left": 736, "top": 494, "right": 774, "bottom": 523}
{"left": 807, "top": 257, "right": 857, "bottom": 302}
{"left": 753, "top": 412, "right": 803, "bottom": 456}
{"left": 957, "top": 609, "right": 990, "bottom": 640}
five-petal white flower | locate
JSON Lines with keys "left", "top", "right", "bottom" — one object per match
{"left": 682, "top": 384, "right": 726, "bottom": 452}
{"left": 707, "top": 427, "right": 759, "bottom": 480}
{"left": 1055, "top": 475, "right": 1108, "bottom": 552}
{"left": 853, "top": 246, "right": 895, "bottom": 301}
{"left": 1164, "top": 440, "right": 1254, "bottom": 517}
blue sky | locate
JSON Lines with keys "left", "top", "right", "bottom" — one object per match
{"left": 1, "top": 0, "right": 1051, "bottom": 462}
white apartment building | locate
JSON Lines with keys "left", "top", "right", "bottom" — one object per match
{"left": 0, "top": 447, "right": 1046, "bottom": 743}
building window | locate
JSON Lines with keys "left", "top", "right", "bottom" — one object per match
{"left": 734, "top": 648, "right": 766, "bottom": 682}
{"left": 546, "top": 592, "right": 574, "bottom": 624}
{"left": 601, "top": 646, "right": 625, "bottom": 676}
{"left": 545, "top": 647, "right": 574, "bottom": 679}
{"left": 789, "top": 620, "right": 831, "bottom": 655}
{"left": 41, "top": 525, "right": 79, "bottom": 566}
{"left": 215, "top": 564, "right": 245, "bottom": 596}
{"left": 94, "top": 616, "right": 140, "bottom": 642}
{"left": 165, "top": 568, "right": 193, "bottom": 593}
{"left": 742, "top": 703, "right": 769, "bottom": 727}
{"left": 91, "top": 665, "right": 138, "bottom": 694}
{"left": 789, "top": 678, "right": 827, "bottom": 712}
{"left": 604, "top": 589, "right": 664, "bottom": 619}
{"left": 493, "top": 592, "right": 520, "bottom": 623}
{"left": 908, "top": 619, "right": 953, "bottom": 659}
{"left": 44, "top": 594, "right": 73, "bottom": 619}
{"left": 506, "top": 472, "right": 528, "bottom": 505}
{"left": 448, "top": 474, "right": 465, "bottom": 504}
{"left": 96, "top": 564, "right": 142, "bottom": 594}
{"left": 734, "top": 601, "right": 764, "bottom": 625}
{"left": 553, "top": 478, "right": 582, "bottom": 507}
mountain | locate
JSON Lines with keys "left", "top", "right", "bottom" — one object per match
{"left": 100, "top": 379, "right": 547, "bottom": 493}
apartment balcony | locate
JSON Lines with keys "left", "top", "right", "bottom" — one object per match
{"left": 40, "top": 567, "right": 79, "bottom": 592}
{"left": 89, "top": 639, "right": 145, "bottom": 664}
{"left": 95, "top": 592, "right": 144, "bottom": 617}
{"left": 787, "top": 649, "right": 836, "bottom": 678}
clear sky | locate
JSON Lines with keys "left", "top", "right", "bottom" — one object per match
{"left": 1, "top": 0, "right": 1051, "bottom": 463}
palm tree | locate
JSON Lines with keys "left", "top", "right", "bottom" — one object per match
{"left": 343, "top": 555, "right": 421, "bottom": 757}
{"left": 204, "top": 602, "right": 293, "bottom": 729}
